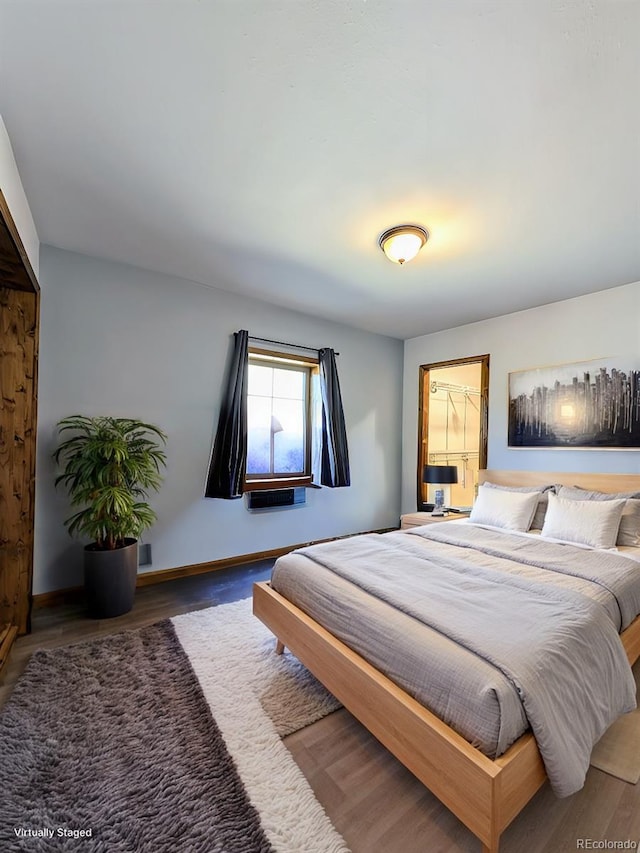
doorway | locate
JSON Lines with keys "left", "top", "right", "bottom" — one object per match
{"left": 417, "top": 355, "right": 489, "bottom": 511}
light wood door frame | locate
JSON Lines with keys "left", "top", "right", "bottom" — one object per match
{"left": 417, "top": 354, "right": 489, "bottom": 511}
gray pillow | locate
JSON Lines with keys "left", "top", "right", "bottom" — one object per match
{"left": 557, "top": 485, "right": 640, "bottom": 546}
{"left": 482, "top": 482, "right": 555, "bottom": 530}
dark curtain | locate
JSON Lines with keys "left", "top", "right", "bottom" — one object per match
{"left": 318, "top": 347, "right": 351, "bottom": 487}
{"left": 205, "top": 330, "right": 249, "bottom": 499}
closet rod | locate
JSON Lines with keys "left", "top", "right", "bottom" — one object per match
{"left": 428, "top": 450, "right": 479, "bottom": 460}
{"left": 249, "top": 336, "right": 339, "bottom": 356}
{"left": 430, "top": 380, "right": 480, "bottom": 395}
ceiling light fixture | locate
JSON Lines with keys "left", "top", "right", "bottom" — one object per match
{"left": 378, "top": 224, "right": 429, "bottom": 265}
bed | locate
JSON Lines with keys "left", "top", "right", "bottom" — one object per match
{"left": 252, "top": 470, "right": 640, "bottom": 853}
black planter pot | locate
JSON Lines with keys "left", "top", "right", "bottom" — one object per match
{"left": 84, "top": 538, "right": 138, "bottom": 618}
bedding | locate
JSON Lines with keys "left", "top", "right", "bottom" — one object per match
{"left": 270, "top": 522, "right": 640, "bottom": 798}
{"left": 469, "top": 484, "right": 539, "bottom": 531}
{"left": 541, "top": 492, "right": 626, "bottom": 549}
{"left": 482, "top": 481, "right": 554, "bottom": 529}
{"left": 617, "top": 545, "right": 640, "bottom": 562}
{"left": 557, "top": 485, "right": 640, "bottom": 546}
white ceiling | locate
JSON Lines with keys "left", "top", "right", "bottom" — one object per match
{"left": 1, "top": 1, "right": 639, "bottom": 340}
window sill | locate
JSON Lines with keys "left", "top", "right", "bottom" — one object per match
{"left": 244, "top": 476, "right": 314, "bottom": 492}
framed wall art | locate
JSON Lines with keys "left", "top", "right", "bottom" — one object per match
{"left": 508, "top": 357, "right": 640, "bottom": 449}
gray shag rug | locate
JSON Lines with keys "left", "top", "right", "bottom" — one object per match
{"left": 0, "top": 599, "right": 347, "bottom": 853}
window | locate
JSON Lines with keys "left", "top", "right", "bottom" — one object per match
{"left": 205, "top": 330, "right": 350, "bottom": 499}
{"left": 245, "top": 349, "right": 316, "bottom": 489}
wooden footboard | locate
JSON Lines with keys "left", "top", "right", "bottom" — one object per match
{"left": 622, "top": 613, "right": 640, "bottom": 665}
{"left": 254, "top": 576, "right": 640, "bottom": 853}
{"left": 253, "top": 581, "right": 548, "bottom": 853}
{"left": 253, "top": 471, "right": 640, "bottom": 851}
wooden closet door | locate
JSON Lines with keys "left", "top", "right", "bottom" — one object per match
{"left": 0, "top": 191, "right": 40, "bottom": 669}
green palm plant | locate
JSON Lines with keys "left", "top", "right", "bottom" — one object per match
{"left": 53, "top": 415, "right": 167, "bottom": 551}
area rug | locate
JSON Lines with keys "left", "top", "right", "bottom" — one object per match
{"left": 0, "top": 598, "right": 347, "bottom": 853}
{"left": 589, "top": 661, "right": 640, "bottom": 784}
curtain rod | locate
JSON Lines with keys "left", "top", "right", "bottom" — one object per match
{"left": 248, "top": 335, "right": 339, "bottom": 356}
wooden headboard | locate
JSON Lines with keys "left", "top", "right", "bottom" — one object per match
{"left": 479, "top": 469, "right": 640, "bottom": 494}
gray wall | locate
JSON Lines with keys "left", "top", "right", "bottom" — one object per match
{"left": 0, "top": 114, "right": 39, "bottom": 276}
{"left": 36, "top": 246, "right": 404, "bottom": 595}
{"left": 402, "top": 281, "right": 640, "bottom": 513}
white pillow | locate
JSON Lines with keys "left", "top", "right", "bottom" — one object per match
{"left": 482, "top": 481, "right": 552, "bottom": 530}
{"left": 557, "top": 486, "right": 640, "bottom": 546}
{"left": 470, "top": 485, "right": 540, "bottom": 532}
{"left": 541, "top": 493, "right": 626, "bottom": 550}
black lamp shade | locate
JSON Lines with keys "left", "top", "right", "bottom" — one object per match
{"left": 422, "top": 464, "right": 458, "bottom": 485}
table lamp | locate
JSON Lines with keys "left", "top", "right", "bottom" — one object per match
{"left": 422, "top": 465, "right": 459, "bottom": 516}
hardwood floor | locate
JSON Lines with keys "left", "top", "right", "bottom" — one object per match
{"left": 287, "top": 704, "right": 640, "bottom": 853}
{"left": 2, "top": 564, "right": 639, "bottom": 853}
{"left": 0, "top": 560, "right": 274, "bottom": 707}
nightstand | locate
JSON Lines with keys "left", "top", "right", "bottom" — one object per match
{"left": 400, "top": 511, "right": 470, "bottom": 530}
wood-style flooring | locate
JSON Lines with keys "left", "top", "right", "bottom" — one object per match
{"left": 2, "top": 564, "right": 639, "bottom": 853}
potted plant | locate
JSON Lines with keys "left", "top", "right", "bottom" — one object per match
{"left": 53, "top": 415, "right": 167, "bottom": 617}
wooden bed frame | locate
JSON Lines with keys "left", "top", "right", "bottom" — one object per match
{"left": 252, "top": 470, "right": 640, "bottom": 853}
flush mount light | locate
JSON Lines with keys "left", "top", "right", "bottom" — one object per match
{"left": 378, "top": 224, "right": 429, "bottom": 265}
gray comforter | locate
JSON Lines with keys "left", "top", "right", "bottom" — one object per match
{"left": 294, "top": 525, "right": 638, "bottom": 797}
